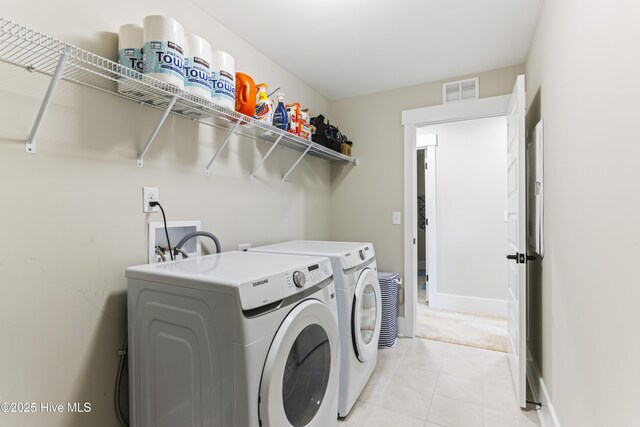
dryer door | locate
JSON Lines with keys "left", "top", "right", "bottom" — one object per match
{"left": 259, "top": 299, "right": 340, "bottom": 427}
{"left": 352, "top": 268, "right": 382, "bottom": 362}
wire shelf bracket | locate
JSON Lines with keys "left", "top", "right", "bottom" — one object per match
{"left": 136, "top": 94, "right": 179, "bottom": 167}
{"left": 282, "top": 143, "right": 313, "bottom": 182}
{"left": 25, "top": 51, "right": 69, "bottom": 153}
{"left": 204, "top": 118, "right": 242, "bottom": 176}
{"left": 250, "top": 134, "right": 284, "bottom": 179}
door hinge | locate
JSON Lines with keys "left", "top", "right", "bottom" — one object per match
{"left": 425, "top": 162, "right": 428, "bottom": 170}
{"left": 413, "top": 238, "right": 416, "bottom": 244}
{"left": 426, "top": 218, "right": 428, "bottom": 226}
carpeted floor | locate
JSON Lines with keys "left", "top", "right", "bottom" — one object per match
{"left": 416, "top": 288, "right": 508, "bottom": 352}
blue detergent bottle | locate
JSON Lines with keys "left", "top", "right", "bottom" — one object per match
{"left": 272, "top": 93, "right": 288, "bottom": 130}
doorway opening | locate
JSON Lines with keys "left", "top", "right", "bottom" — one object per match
{"left": 413, "top": 118, "right": 509, "bottom": 353}
{"left": 417, "top": 147, "right": 428, "bottom": 305}
{"left": 401, "top": 94, "right": 514, "bottom": 342}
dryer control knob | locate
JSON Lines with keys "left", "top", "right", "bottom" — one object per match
{"left": 293, "top": 270, "right": 306, "bottom": 288}
{"left": 359, "top": 250, "right": 366, "bottom": 260}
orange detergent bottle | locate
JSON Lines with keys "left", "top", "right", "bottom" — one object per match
{"left": 235, "top": 72, "right": 257, "bottom": 117}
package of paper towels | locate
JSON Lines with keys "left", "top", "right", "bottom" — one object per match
{"left": 143, "top": 15, "right": 185, "bottom": 89}
{"left": 117, "top": 24, "right": 145, "bottom": 96}
{"left": 211, "top": 50, "right": 235, "bottom": 111}
{"left": 184, "top": 34, "right": 212, "bottom": 99}
{"left": 118, "top": 24, "right": 143, "bottom": 73}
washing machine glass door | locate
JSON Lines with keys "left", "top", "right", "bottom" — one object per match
{"left": 259, "top": 299, "right": 339, "bottom": 427}
{"left": 352, "top": 268, "right": 382, "bottom": 362}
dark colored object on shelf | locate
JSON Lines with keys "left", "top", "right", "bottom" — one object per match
{"left": 311, "top": 114, "right": 352, "bottom": 153}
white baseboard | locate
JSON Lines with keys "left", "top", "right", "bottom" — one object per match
{"left": 527, "top": 345, "right": 561, "bottom": 427}
{"left": 429, "top": 291, "right": 507, "bottom": 317}
{"left": 397, "top": 316, "right": 407, "bottom": 338}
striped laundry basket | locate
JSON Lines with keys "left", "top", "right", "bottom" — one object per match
{"left": 377, "top": 272, "right": 400, "bottom": 348}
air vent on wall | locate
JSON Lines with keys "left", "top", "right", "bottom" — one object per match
{"left": 443, "top": 77, "right": 479, "bottom": 104}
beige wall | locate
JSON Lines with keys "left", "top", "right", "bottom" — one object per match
{"left": 330, "top": 65, "right": 524, "bottom": 278}
{"left": 525, "top": 0, "right": 640, "bottom": 425}
{"left": 0, "top": 2, "right": 331, "bottom": 426}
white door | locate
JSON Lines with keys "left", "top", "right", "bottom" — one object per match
{"left": 259, "top": 299, "right": 340, "bottom": 427}
{"left": 506, "top": 74, "right": 527, "bottom": 408}
{"left": 352, "top": 268, "right": 382, "bottom": 362}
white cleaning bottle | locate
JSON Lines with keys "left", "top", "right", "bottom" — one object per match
{"left": 254, "top": 84, "right": 274, "bottom": 124}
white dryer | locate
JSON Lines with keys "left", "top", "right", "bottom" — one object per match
{"left": 250, "top": 241, "right": 382, "bottom": 417}
{"left": 126, "top": 251, "right": 340, "bottom": 427}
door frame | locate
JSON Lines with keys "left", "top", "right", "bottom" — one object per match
{"left": 400, "top": 94, "right": 511, "bottom": 338}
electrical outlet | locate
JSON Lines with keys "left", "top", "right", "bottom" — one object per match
{"left": 238, "top": 243, "right": 251, "bottom": 251}
{"left": 143, "top": 187, "right": 159, "bottom": 213}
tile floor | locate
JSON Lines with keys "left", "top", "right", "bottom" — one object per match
{"left": 338, "top": 338, "right": 540, "bottom": 427}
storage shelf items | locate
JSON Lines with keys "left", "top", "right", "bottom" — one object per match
{"left": 0, "top": 18, "right": 358, "bottom": 178}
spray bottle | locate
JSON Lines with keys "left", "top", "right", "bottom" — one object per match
{"left": 272, "top": 92, "right": 288, "bottom": 130}
{"left": 254, "top": 84, "right": 274, "bottom": 124}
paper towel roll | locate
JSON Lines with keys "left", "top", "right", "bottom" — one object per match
{"left": 184, "top": 34, "right": 212, "bottom": 100}
{"left": 143, "top": 15, "right": 185, "bottom": 89}
{"left": 118, "top": 24, "right": 143, "bottom": 71}
{"left": 211, "top": 50, "right": 236, "bottom": 111}
{"left": 117, "top": 24, "right": 144, "bottom": 96}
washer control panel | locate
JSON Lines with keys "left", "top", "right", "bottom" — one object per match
{"left": 340, "top": 244, "right": 375, "bottom": 270}
{"left": 285, "top": 260, "right": 331, "bottom": 290}
{"left": 238, "top": 258, "right": 332, "bottom": 311}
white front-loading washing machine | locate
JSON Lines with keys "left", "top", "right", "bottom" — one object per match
{"left": 250, "top": 241, "right": 382, "bottom": 417}
{"left": 126, "top": 251, "right": 341, "bottom": 427}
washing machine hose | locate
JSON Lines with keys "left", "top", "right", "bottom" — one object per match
{"left": 173, "top": 231, "right": 221, "bottom": 257}
{"left": 115, "top": 337, "right": 128, "bottom": 427}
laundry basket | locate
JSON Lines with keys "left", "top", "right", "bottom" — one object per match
{"left": 377, "top": 272, "right": 400, "bottom": 348}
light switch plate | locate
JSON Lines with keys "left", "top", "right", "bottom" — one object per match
{"left": 392, "top": 211, "right": 401, "bottom": 225}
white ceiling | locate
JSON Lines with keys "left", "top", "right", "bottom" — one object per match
{"left": 194, "top": 0, "right": 542, "bottom": 100}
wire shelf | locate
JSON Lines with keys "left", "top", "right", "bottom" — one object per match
{"left": 0, "top": 18, "right": 358, "bottom": 169}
